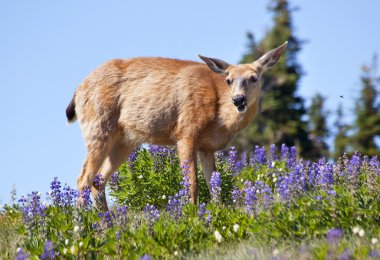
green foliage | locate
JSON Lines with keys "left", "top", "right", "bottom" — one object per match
{"left": 333, "top": 103, "right": 350, "bottom": 160}
{"left": 308, "top": 93, "right": 330, "bottom": 158}
{"left": 4, "top": 146, "right": 380, "bottom": 259}
{"left": 351, "top": 56, "right": 380, "bottom": 157}
{"left": 109, "top": 148, "right": 182, "bottom": 209}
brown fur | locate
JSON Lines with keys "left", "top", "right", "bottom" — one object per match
{"left": 67, "top": 42, "right": 287, "bottom": 210}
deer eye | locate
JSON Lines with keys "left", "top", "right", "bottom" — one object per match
{"left": 249, "top": 76, "right": 258, "bottom": 83}
{"left": 225, "top": 78, "right": 233, "bottom": 85}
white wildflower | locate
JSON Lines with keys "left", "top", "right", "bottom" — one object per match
{"left": 358, "top": 228, "right": 365, "bottom": 237}
{"left": 273, "top": 177, "right": 277, "bottom": 183}
{"left": 233, "top": 224, "right": 239, "bottom": 233}
{"left": 65, "top": 239, "right": 69, "bottom": 246}
{"left": 273, "top": 248, "right": 279, "bottom": 257}
{"left": 352, "top": 226, "right": 360, "bottom": 234}
{"left": 240, "top": 178, "right": 244, "bottom": 182}
{"left": 214, "top": 230, "right": 223, "bottom": 243}
{"left": 174, "top": 251, "right": 178, "bottom": 256}
{"left": 9, "top": 210, "right": 13, "bottom": 214}
{"left": 222, "top": 226, "right": 226, "bottom": 231}
{"left": 74, "top": 225, "right": 80, "bottom": 233}
{"left": 371, "top": 238, "right": 378, "bottom": 245}
{"left": 256, "top": 190, "right": 260, "bottom": 194}
{"left": 28, "top": 212, "right": 33, "bottom": 217}
{"left": 63, "top": 248, "right": 68, "bottom": 254}
{"left": 16, "top": 247, "right": 22, "bottom": 253}
{"left": 70, "top": 245, "right": 76, "bottom": 254}
{"left": 162, "top": 195, "right": 166, "bottom": 200}
{"left": 139, "top": 175, "right": 143, "bottom": 179}
{"left": 271, "top": 161, "right": 275, "bottom": 167}
{"left": 79, "top": 241, "right": 83, "bottom": 248}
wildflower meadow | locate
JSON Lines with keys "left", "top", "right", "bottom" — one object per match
{"left": 1, "top": 144, "right": 380, "bottom": 259}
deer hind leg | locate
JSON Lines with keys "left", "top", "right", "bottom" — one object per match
{"left": 93, "top": 142, "right": 133, "bottom": 211}
{"left": 77, "top": 138, "right": 110, "bottom": 210}
{"left": 177, "top": 138, "right": 198, "bottom": 204}
{"left": 198, "top": 150, "right": 216, "bottom": 192}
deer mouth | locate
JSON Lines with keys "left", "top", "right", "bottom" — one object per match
{"left": 236, "top": 102, "right": 247, "bottom": 113}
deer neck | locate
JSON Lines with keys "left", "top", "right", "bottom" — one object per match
{"left": 217, "top": 90, "right": 260, "bottom": 133}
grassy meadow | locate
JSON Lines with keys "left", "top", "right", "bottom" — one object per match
{"left": 1, "top": 144, "right": 380, "bottom": 259}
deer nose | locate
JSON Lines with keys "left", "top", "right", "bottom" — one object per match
{"left": 232, "top": 95, "right": 246, "bottom": 107}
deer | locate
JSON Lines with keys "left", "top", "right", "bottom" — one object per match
{"left": 66, "top": 42, "right": 288, "bottom": 211}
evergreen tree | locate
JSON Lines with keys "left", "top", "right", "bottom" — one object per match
{"left": 232, "top": 0, "right": 313, "bottom": 157}
{"left": 333, "top": 103, "right": 349, "bottom": 160}
{"left": 308, "top": 93, "right": 329, "bottom": 158}
{"left": 351, "top": 55, "right": 380, "bottom": 157}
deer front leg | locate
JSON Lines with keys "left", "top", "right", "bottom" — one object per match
{"left": 198, "top": 150, "right": 216, "bottom": 192}
{"left": 177, "top": 138, "right": 198, "bottom": 204}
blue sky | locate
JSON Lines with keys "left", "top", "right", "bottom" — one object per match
{"left": 1, "top": 1, "right": 379, "bottom": 202}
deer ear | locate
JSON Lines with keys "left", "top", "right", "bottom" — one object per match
{"left": 198, "top": 55, "right": 230, "bottom": 75}
{"left": 256, "top": 41, "right": 288, "bottom": 70}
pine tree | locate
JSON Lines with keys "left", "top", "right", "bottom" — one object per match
{"left": 308, "top": 93, "right": 329, "bottom": 158}
{"left": 232, "top": 0, "right": 313, "bottom": 157}
{"left": 333, "top": 103, "right": 349, "bottom": 160}
{"left": 351, "top": 55, "right": 380, "bottom": 157}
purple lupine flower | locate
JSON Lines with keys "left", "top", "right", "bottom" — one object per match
{"left": 167, "top": 164, "right": 193, "bottom": 219}
{"left": 198, "top": 202, "right": 212, "bottom": 225}
{"left": 326, "top": 228, "right": 343, "bottom": 244}
{"left": 276, "top": 163, "right": 306, "bottom": 201}
{"left": 369, "top": 250, "right": 380, "bottom": 258}
{"left": 205, "top": 213, "right": 212, "bottom": 224}
{"left": 280, "top": 144, "right": 289, "bottom": 161}
{"left": 129, "top": 148, "right": 138, "bottom": 171}
{"left": 41, "top": 240, "right": 55, "bottom": 260}
{"left": 179, "top": 163, "right": 191, "bottom": 203}
{"left": 166, "top": 163, "right": 191, "bottom": 219}
{"left": 110, "top": 172, "right": 120, "bottom": 187}
{"left": 270, "top": 144, "right": 277, "bottom": 162}
{"left": 347, "top": 152, "right": 361, "bottom": 175}
{"left": 243, "top": 181, "right": 256, "bottom": 214}
{"left": 144, "top": 203, "right": 160, "bottom": 226}
{"left": 210, "top": 172, "right": 222, "bottom": 203}
{"left": 50, "top": 177, "right": 62, "bottom": 206}
{"left": 115, "top": 205, "right": 128, "bottom": 224}
{"left": 252, "top": 180, "right": 273, "bottom": 208}
{"left": 287, "top": 146, "right": 297, "bottom": 169}
{"left": 149, "top": 145, "right": 167, "bottom": 155}
{"left": 129, "top": 149, "right": 138, "bottom": 162}
{"left": 16, "top": 248, "right": 29, "bottom": 260}
{"left": 140, "top": 254, "right": 153, "bottom": 260}
{"left": 98, "top": 206, "right": 128, "bottom": 228}
{"left": 252, "top": 146, "right": 266, "bottom": 165}
{"left": 93, "top": 174, "right": 104, "bottom": 189}
{"left": 337, "top": 249, "right": 352, "bottom": 260}
{"left": 61, "top": 184, "right": 78, "bottom": 207}
{"left": 80, "top": 186, "right": 92, "bottom": 210}
{"left": 167, "top": 194, "right": 182, "bottom": 219}
{"left": 99, "top": 210, "right": 114, "bottom": 228}
{"left": 18, "top": 191, "right": 47, "bottom": 229}
{"left": 227, "top": 146, "right": 240, "bottom": 175}
{"left": 369, "top": 156, "right": 380, "bottom": 175}
{"left": 232, "top": 186, "right": 243, "bottom": 206}
{"left": 198, "top": 202, "right": 206, "bottom": 219}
